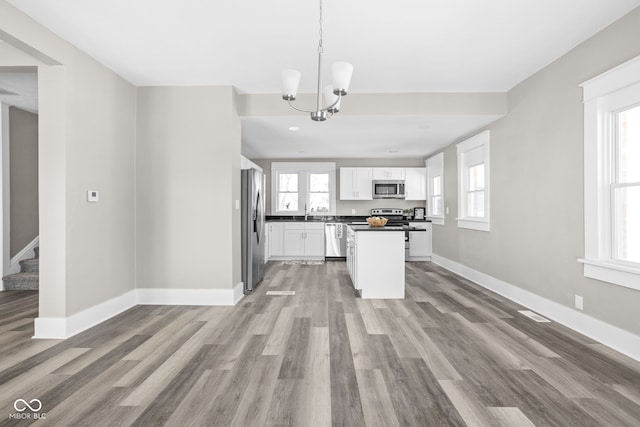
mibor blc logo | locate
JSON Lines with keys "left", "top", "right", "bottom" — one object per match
{"left": 9, "top": 399, "right": 46, "bottom": 420}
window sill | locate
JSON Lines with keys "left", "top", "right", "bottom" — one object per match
{"left": 578, "top": 258, "right": 640, "bottom": 291}
{"left": 457, "top": 218, "right": 490, "bottom": 231}
{"left": 428, "top": 217, "right": 444, "bottom": 225}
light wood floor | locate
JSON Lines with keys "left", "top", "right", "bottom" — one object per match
{"left": 1, "top": 261, "right": 639, "bottom": 426}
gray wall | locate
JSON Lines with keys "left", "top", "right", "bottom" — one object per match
{"left": 8, "top": 106, "right": 38, "bottom": 258}
{"left": 253, "top": 158, "right": 426, "bottom": 216}
{"left": 3, "top": 1, "right": 243, "bottom": 323}
{"left": 136, "top": 86, "right": 242, "bottom": 290}
{"left": 433, "top": 7, "right": 640, "bottom": 335}
{"left": 1, "top": 0, "right": 138, "bottom": 319}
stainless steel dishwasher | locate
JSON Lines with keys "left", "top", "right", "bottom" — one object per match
{"left": 325, "top": 222, "right": 347, "bottom": 258}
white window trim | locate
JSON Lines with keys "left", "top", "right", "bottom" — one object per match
{"left": 579, "top": 55, "right": 640, "bottom": 291}
{"left": 271, "top": 162, "right": 337, "bottom": 215}
{"left": 426, "top": 153, "right": 444, "bottom": 225}
{"left": 457, "top": 131, "right": 490, "bottom": 231}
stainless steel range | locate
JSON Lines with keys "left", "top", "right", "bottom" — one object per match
{"left": 370, "top": 208, "right": 406, "bottom": 225}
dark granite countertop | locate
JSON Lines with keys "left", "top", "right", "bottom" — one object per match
{"left": 266, "top": 215, "right": 431, "bottom": 223}
{"left": 348, "top": 225, "right": 427, "bottom": 232}
{"left": 349, "top": 225, "right": 405, "bottom": 232}
{"left": 266, "top": 215, "right": 368, "bottom": 222}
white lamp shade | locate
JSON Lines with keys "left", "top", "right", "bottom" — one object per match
{"left": 332, "top": 62, "right": 354, "bottom": 93}
{"left": 323, "top": 85, "right": 341, "bottom": 111}
{"left": 281, "top": 69, "right": 301, "bottom": 98}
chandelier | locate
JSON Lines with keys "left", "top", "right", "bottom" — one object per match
{"left": 281, "top": 0, "right": 354, "bottom": 122}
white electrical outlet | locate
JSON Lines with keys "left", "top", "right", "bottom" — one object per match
{"left": 445, "top": 207, "right": 450, "bottom": 215}
{"left": 575, "top": 295, "right": 584, "bottom": 311}
{"left": 351, "top": 209, "right": 356, "bottom": 215}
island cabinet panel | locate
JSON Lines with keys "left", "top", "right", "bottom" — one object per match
{"left": 346, "top": 225, "right": 356, "bottom": 281}
{"left": 347, "top": 225, "right": 405, "bottom": 299}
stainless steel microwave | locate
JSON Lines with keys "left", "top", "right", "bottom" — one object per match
{"left": 372, "top": 180, "right": 405, "bottom": 199}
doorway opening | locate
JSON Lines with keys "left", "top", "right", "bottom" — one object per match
{"left": 0, "top": 67, "right": 40, "bottom": 325}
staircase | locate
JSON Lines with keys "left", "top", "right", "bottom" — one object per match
{"left": 2, "top": 247, "right": 39, "bottom": 290}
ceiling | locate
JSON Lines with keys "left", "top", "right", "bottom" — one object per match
{"left": 4, "top": 0, "right": 640, "bottom": 158}
{"left": 241, "top": 114, "right": 502, "bottom": 159}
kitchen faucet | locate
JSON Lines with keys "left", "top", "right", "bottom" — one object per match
{"left": 304, "top": 203, "right": 308, "bottom": 221}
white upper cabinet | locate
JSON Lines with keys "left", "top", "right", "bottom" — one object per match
{"left": 372, "top": 168, "right": 405, "bottom": 181}
{"left": 405, "top": 167, "right": 427, "bottom": 200}
{"left": 340, "top": 167, "right": 373, "bottom": 200}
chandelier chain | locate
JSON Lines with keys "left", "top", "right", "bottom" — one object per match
{"left": 318, "top": 0, "right": 324, "bottom": 53}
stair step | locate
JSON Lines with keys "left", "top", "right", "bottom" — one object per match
{"left": 2, "top": 272, "right": 39, "bottom": 290}
{"left": 19, "top": 257, "right": 39, "bottom": 273}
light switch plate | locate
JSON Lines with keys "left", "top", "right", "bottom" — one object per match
{"left": 575, "top": 295, "right": 584, "bottom": 310}
{"left": 87, "top": 190, "right": 99, "bottom": 202}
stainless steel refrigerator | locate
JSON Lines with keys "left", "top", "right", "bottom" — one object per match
{"left": 241, "top": 168, "right": 265, "bottom": 294}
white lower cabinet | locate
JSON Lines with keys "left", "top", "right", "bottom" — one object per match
{"left": 408, "top": 222, "right": 432, "bottom": 261}
{"left": 269, "top": 222, "right": 324, "bottom": 260}
{"left": 267, "top": 222, "right": 284, "bottom": 258}
{"left": 303, "top": 226, "right": 325, "bottom": 257}
{"left": 265, "top": 222, "right": 270, "bottom": 262}
{"left": 409, "top": 231, "right": 429, "bottom": 258}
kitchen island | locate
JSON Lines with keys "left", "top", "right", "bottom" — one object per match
{"left": 346, "top": 225, "right": 405, "bottom": 299}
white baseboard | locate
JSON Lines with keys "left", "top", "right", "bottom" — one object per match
{"left": 33, "top": 317, "right": 67, "bottom": 339}
{"left": 408, "top": 256, "right": 431, "bottom": 262}
{"left": 268, "top": 256, "right": 325, "bottom": 261}
{"left": 136, "top": 286, "right": 241, "bottom": 306}
{"left": 34, "top": 289, "right": 136, "bottom": 339}
{"left": 431, "top": 253, "right": 640, "bottom": 362}
{"left": 234, "top": 282, "right": 245, "bottom": 304}
{"left": 33, "top": 285, "right": 244, "bottom": 340}
{"left": 8, "top": 236, "right": 39, "bottom": 275}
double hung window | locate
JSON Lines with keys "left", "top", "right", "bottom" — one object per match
{"left": 457, "top": 131, "right": 490, "bottom": 231}
{"left": 580, "top": 55, "right": 640, "bottom": 290}
{"left": 272, "top": 163, "right": 336, "bottom": 215}
{"left": 426, "top": 153, "right": 444, "bottom": 225}
{"left": 612, "top": 105, "right": 640, "bottom": 265}
{"left": 277, "top": 173, "right": 299, "bottom": 212}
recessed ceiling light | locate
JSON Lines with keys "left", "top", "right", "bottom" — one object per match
{"left": 388, "top": 150, "right": 399, "bottom": 153}
{"left": 289, "top": 126, "right": 301, "bottom": 131}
